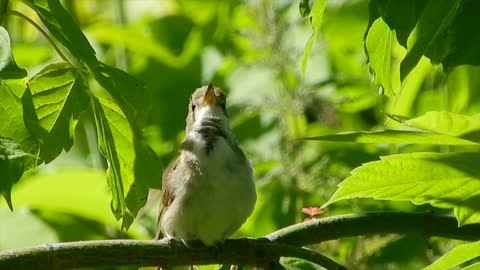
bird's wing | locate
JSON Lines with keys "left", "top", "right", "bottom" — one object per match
{"left": 155, "top": 156, "right": 180, "bottom": 240}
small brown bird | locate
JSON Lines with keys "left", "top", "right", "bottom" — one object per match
{"left": 155, "top": 84, "right": 256, "bottom": 250}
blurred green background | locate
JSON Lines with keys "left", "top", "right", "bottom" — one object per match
{"left": 2, "top": 0, "right": 480, "bottom": 269}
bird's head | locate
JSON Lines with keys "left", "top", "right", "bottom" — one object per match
{"left": 186, "top": 84, "right": 229, "bottom": 134}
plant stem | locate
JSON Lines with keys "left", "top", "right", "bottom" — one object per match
{"left": 6, "top": 10, "right": 72, "bottom": 66}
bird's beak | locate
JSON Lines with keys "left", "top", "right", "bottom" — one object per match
{"left": 202, "top": 84, "right": 217, "bottom": 106}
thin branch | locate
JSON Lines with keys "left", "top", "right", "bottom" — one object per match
{"left": 1, "top": 212, "right": 480, "bottom": 270}
{"left": 266, "top": 211, "right": 480, "bottom": 245}
{"left": 6, "top": 10, "right": 72, "bottom": 65}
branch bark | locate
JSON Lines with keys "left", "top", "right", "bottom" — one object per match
{"left": 1, "top": 212, "right": 479, "bottom": 270}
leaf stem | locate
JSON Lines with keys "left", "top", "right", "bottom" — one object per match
{"left": 6, "top": 10, "right": 73, "bottom": 66}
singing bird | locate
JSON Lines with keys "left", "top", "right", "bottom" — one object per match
{"left": 155, "top": 84, "right": 256, "bottom": 252}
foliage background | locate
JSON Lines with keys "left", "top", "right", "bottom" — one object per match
{"left": 1, "top": 0, "right": 480, "bottom": 269}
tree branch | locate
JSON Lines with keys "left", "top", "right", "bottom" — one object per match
{"left": 266, "top": 211, "right": 480, "bottom": 245}
{"left": 1, "top": 212, "right": 479, "bottom": 270}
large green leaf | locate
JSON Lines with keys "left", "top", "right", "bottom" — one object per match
{"left": 400, "top": 0, "right": 461, "bottom": 80}
{"left": 323, "top": 152, "right": 480, "bottom": 225}
{"left": 368, "top": 0, "right": 480, "bottom": 78}
{"left": 23, "top": 62, "right": 89, "bottom": 163}
{"left": 26, "top": 0, "right": 97, "bottom": 67}
{"left": 423, "top": 241, "right": 480, "bottom": 270}
{"left": 26, "top": 0, "right": 158, "bottom": 227}
{"left": 302, "top": 130, "right": 477, "bottom": 145}
{"left": 91, "top": 87, "right": 159, "bottom": 229}
{"left": 301, "top": 0, "right": 327, "bottom": 73}
{"left": 0, "top": 26, "right": 38, "bottom": 209}
{"left": 365, "top": 18, "right": 394, "bottom": 96}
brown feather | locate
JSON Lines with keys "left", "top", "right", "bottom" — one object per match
{"left": 155, "top": 157, "right": 180, "bottom": 240}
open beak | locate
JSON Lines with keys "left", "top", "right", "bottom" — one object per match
{"left": 202, "top": 84, "right": 217, "bottom": 106}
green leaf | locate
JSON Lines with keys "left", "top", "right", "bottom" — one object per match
{"left": 92, "top": 62, "right": 150, "bottom": 128}
{"left": 423, "top": 241, "right": 480, "bottom": 270}
{"left": 27, "top": 0, "right": 97, "bottom": 67}
{"left": 280, "top": 257, "right": 324, "bottom": 270}
{"left": 302, "top": 130, "right": 477, "bottom": 145}
{"left": 454, "top": 196, "right": 480, "bottom": 226}
{"left": 301, "top": 0, "right": 327, "bottom": 73}
{"left": 323, "top": 152, "right": 480, "bottom": 226}
{"left": 388, "top": 56, "right": 432, "bottom": 117}
{"left": 369, "top": 0, "right": 480, "bottom": 74}
{"left": 0, "top": 138, "right": 35, "bottom": 210}
{"left": 461, "top": 262, "right": 480, "bottom": 270}
{"left": 443, "top": 0, "right": 480, "bottom": 71}
{"left": 393, "top": 111, "right": 480, "bottom": 138}
{"left": 91, "top": 87, "right": 160, "bottom": 229}
{"left": 368, "top": 0, "right": 427, "bottom": 47}
{"left": 23, "top": 62, "right": 90, "bottom": 163}
{"left": 365, "top": 18, "right": 394, "bottom": 96}
{"left": 0, "top": 27, "right": 38, "bottom": 209}
{"left": 400, "top": 0, "right": 461, "bottom": 80}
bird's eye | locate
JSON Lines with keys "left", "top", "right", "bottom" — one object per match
{"left": 191, "top": 103, "right": 196, "bottom": 111}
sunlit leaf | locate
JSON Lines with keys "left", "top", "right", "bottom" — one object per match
{"left": 91, "top": 87, "right": 159, "bottom": 229}
{"left": 302, "top": 130, "right": 477, "bottom": 145}
{"left": 423, "top": 241, "right": 480, "bottom": 270}
{"left": 323, "top": 152, "right": 480, "bottom": 226}
{"left": 454, "top": 196, "right": 480, "bottom": 226}
{"left": 387, "top": 56, "right": 432, "bottom": 118}
{"left": 366, "top": 18, "right": 394, "bottom": 96}
{"left": 391, "top": 111, "right": 480, "bottom": 138}
{"left": 302, "top": 0, "right": 327, "bottom": 73}
{"left": 461, "top": 262, "right": 480, "bottom": 270}
{"left": 23, "top": 62, "right": 90, "bottom": 163}
{"left": 400, "top": 0, "right": 461, "bottom": 80}
{"left": 0, "top": 26, "right": 38, "bottom": 209}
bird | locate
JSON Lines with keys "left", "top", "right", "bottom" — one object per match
{"left": 155, "top": 84, "right": 256, "bottom": 267}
